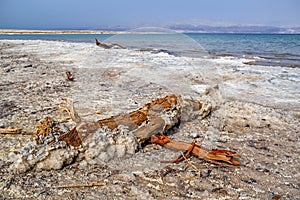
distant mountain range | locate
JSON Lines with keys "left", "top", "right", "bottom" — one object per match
{"left": 167, "top": 24, "right": 300, "bottom": 34}
{"left": 100, "top": 24, "right": 300, "bottom": 34}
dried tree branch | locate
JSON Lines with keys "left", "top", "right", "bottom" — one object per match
{"left": 56, "top": 181, "right": 106, "bottom": 188}
{"left": 0, "top": 128, "right": 22, "bottom": 134}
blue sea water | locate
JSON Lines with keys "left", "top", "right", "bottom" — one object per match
{"left": 0, "top": 33, "right": 299, "bottom": 67}
{"left": 190, "top": 33, "right": 300, "bottom": 67}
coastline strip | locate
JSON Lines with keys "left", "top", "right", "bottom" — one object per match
{"left": 0, "top": 29, "right": 121, "bottom": 35}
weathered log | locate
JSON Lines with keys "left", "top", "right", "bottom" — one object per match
{"left": 56, "top": 94, "right": 212, "bottom": 147}
{"left": 73, "top": 94, "right": 180, "bottom": 142}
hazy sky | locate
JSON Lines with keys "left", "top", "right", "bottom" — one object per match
{"left": 0, "top": 0, "right": 299, "bottom": 29}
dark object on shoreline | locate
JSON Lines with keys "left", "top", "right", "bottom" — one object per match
{"left": 95, "top": 37, "right": 101, "bottom": 46}
{"left": 271, "top": 195, "right": 282, "bottom": 200}
{"left": 95, "top": 37, "right": 110, "bottom": 49}
{"left": 24, "top": 64, "right": 33, "bottom": 68}
{"left": 66, "top": 71, "right": 74, "bottom": 81}
{"left": 94, "top": 37, "right": 125, "bottom": 49}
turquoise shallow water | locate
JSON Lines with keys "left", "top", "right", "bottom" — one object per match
{"left": 1, "top": 33, "right": 299, "bottom": 67}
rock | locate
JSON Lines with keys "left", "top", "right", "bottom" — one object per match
{"left": 83, "top": 126, "right": 138, "bottom": 164}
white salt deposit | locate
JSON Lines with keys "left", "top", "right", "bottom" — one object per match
{"left": 4, "top": 39, "right": 299, "bottom": 113}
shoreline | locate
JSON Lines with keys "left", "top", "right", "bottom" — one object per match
{"left": 0, "top": 29, "right": 182, "bottom": 35}
{"left": 0, "top": 29, "right": 183, "bottom": 35}
{"left": 0, "top": 29, "right": 122, "bottom": 35}
{"left": 1, "top": 31, "right": 299, "bottom": 69}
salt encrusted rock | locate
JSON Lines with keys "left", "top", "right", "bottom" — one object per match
{"left": 35, "top": 148, "right": 78, "bottom": 171}
{"left": 8, "top": 125, "right": 138, "bottom": 172}
{"left": 83, "top": 126, "right": 138, "bottom": 164}
{"left": 8, "top": 138, "right": 79, "bottom": 172}
{"left": 180, "top": 96, "right": 212, "bottom": 122}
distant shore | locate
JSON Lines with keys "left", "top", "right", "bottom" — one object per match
{"left": 0, "top": 29, "right": 122, "bottom": 35}
{"left": 0, "top": 29, "right": 177, "bottom": 35}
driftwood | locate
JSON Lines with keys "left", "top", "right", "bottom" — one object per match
{"left": 0, "top": 128, "right": 34, "bottom": 135}
{"left": 59, "top": 98, "right": 81, "bottom": 123}
{"left": 35, "top": 116, "right": 52, "bottom": 143}
{"left": 0, "top": 128, "right": 22, "bottom": 134}
{"left": 150, "top": 134, "right": 240, "bottom": 166}
{"left": 53, "top": 94, "right": 240, "bottom": 166}
{"left": 94, "top": 37, "right": 125, "bottom": 49}
{"left": 53, "top": 127, "right": 82, "bottom": 147}
{"left": 57, "top": 181, "right": 106, "bottom": 188}
{"left": 58, "top": 94, "right": 179, "bottom": 146}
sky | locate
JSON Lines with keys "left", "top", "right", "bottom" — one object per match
{"left": 0, "top": 0, "right": 299, "bottom": 29}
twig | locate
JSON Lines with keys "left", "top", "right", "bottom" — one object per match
{"left": 66, "top": 98, "right": 81, "bottom": 123}
{"left": 80, "top": 111, "right": 102, "bottom": 117}
{"left": 180, "top": 151, "right": 201, "bottom": 175}
{"left": 0, "top": 128, "right": 22, "bottom": 134}
{"left": 59, "top": 99, "right": 81, "bottom": 123}
{"left": 56, "top": 181, "right": 106, "bottom": 188}
{"left": 0, "top": 128, "right": 33, "bottom": 135}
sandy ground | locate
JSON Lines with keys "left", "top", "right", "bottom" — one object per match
{"left": 0, "top": 40, "right": 299, "bottom": 199}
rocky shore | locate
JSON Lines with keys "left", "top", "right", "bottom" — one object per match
{"left": 0, "top": 40, "right": 299, "bottom": 199}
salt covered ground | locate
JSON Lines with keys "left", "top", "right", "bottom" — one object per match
{"left": 0, "top": 40, "right": 299, "bottom": 199}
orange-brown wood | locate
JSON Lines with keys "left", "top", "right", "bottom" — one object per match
{"left": 151, "top": 134, "right": 240, "bottom": 166}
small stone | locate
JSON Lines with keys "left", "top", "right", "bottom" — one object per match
{"left": 190, "top": 132, "right": 199, "bottom": 138}
{"left": 79, "top": 160, "right": 88, "bottom": 169}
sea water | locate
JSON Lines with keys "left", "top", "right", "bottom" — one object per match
{"left": 1, "top": 33, "right": 299, "bottom": 67}
{"left": 190, "top": 33, "right": 300, "bottom": 68}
